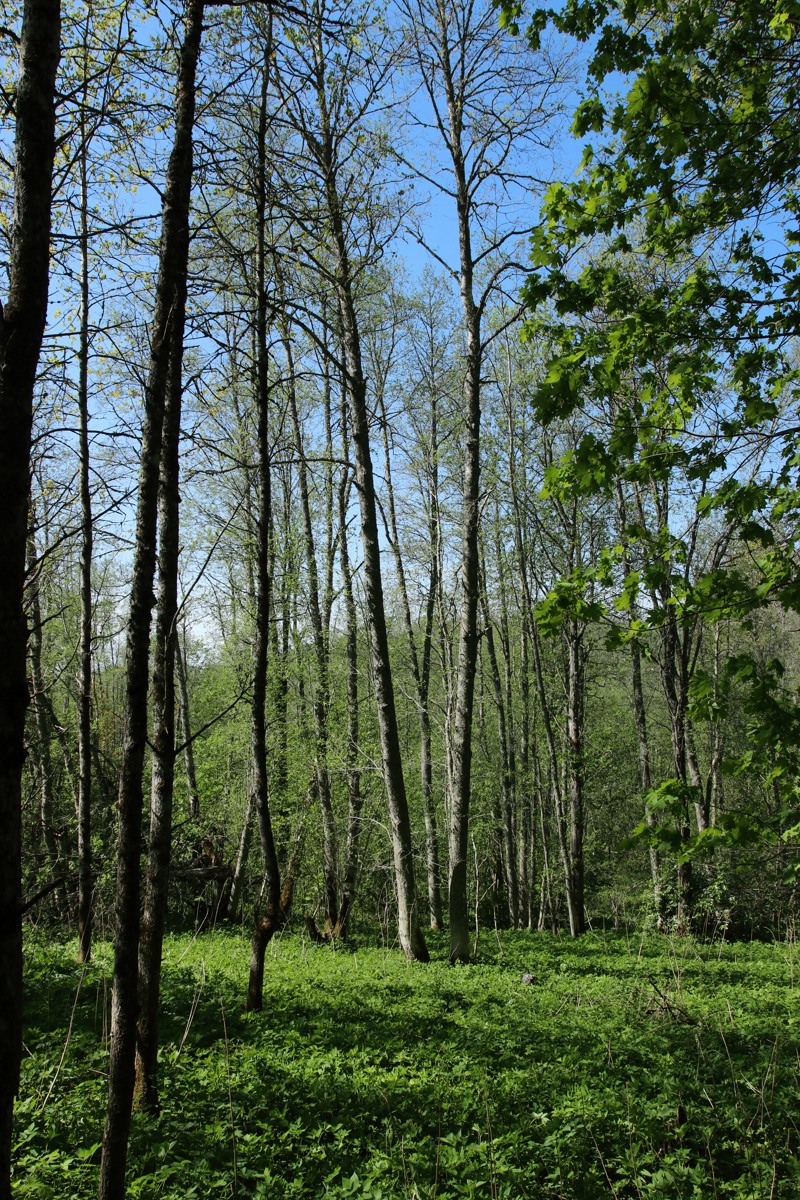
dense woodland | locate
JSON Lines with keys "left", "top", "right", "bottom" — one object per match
{"left": 1, "top": 0, "right": 799, "bottom": 1196}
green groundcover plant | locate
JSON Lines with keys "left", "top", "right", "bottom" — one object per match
{"left": 14, "top": 930, "right": 800, "bottom": 1198}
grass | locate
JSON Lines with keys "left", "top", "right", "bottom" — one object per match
{"left": 14, "top": 927, "right": 800, "bottom": 1198}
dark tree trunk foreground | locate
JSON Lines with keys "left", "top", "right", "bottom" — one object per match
{"left": 0, "top": 5, "right": 60, "bottom": 1197}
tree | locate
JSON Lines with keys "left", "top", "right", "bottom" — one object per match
{"left": 401, "top": 0, "right": 567, "bottom": 960}
{"left": 505, "top": 0, "right": 800, "bottom": 910}
{"left": 272, "top": 0, "right": 430, "bottom": 960}
{"left": 0, "top": 5, "right": 60, "bottom": 1197}
{"left": 244, "top": 8, "right": 303, "bottom": 1011}
{"left": 99, "top": 2, "right": 204, "bottom": 1193}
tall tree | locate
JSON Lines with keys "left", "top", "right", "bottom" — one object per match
{"left": 401, "top": 0, "right": 566, "bottom": 960}
{"left": 245, "top": 11, "right": 302, "bottom": 1011}
{"left": 273, "top": 0, "right": 429, "bottom": 959}
{"left": 0, "top": 4, "right": 60, "bottom": 1196}
{"left": 370, "top": 286, "right": 445, "bottom": 929}
{"left": 99, "top": 2, "right": 204, "bottom": 1194}
{"left": 509, "top": 0, "right": 800, "bottom": 885}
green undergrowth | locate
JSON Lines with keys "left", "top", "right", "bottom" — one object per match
{"left": 14, "top": 928, "right": 800, "bottom": 1198}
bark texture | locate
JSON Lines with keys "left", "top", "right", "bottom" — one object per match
{"left": 0, "top": 5, "right": 60, "bottom": 1196}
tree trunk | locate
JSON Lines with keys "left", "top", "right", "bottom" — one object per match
{"left": 175, "top": 632, "right": 200, "bottom": 820}
{"left": 493, "top": 513, "right": 521, "bottom": 926}
{"left": 377, "top": 380, "right": 444, "bottom": 930}
{"left": 224, "top": 788, "right": 256, "bottom": 923}
{"left": 442, "top": 51, "right": 484, "bottom": 962}
{"left": 0, "top": 4, "right": 60, "bottom": 1195}
{"left": 99, "top": 4, "right": 203, "bottom": 1195}
{"left": 564, "top": 618, "right": 586, "bottom": 937}
{"left": 479, "top": 568, "right": 519, "bottom": 926}
{"left": 615, "top": 479, "right": 662, "bottom": 925}
{"left": 333, "top": 388, "right": 362, "bottom": 940}
{"left": 77, "top": 89, "right": 94, "bottom": 961}
{"left": 26, "top": 533, "right": 67, "bottom": 915}
{"left": 134, "top": 326, "right": 183, "bottom": 1113}
{"left": 340, "top": 327, "right": 428, "bottom": 960}
{"left": 282, "top": 309, "right": 338, "bottom": 930}
{"left": 517, "top": 620, "right": 533, "bottom": 927}
{"left": 246, "top": 14, "right": 292, "bottom": 1012}
{"left": 299, "top": 20, "right": 427, "bottom": 959}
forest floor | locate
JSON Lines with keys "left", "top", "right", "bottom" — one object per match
{"left": 14, "top": 927, "right": 800, "bottom": 1198}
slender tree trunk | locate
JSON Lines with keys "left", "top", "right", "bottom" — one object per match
{"left": 303, "top": 26, "right": 427, "bottom": 959}
{"left": 660, "top": 607, "right": 693, "bottom": 922}
{"left": 446, "top": 237, "right": 482, "bottom": 963}
{"left": 615, "top": 479, "right": 662, "bottom": 925}
{"left": 536, "top": 763, "right": 556, "bottom": 933}
{"left": 420, "top": 396, "right": 444, "bottom": 929}
{"left": 246, "top": 16, "right": 293, "bottom": 1011}
{"left": 708, "top": 624, "right": 725, "bottom": 828}
{"left": 640, "top": 479, "right": 694, "bottom": 922}
{"left": 564, "top": 619, "right": 586, "bottom": 937}
{"left": 99, "top": 5, "right": 203, "bottom": 1194}
{"left": 77, "top": 93, "right": 94, "bottom": 961}
{"left": 630, "top": 635, "right": 664, "bottom": 922}
{"left": 225, "top": 788, "right": 255, "bottom": 923}
{"left": 134, "top": 328, "right": 183, "bottom": 1112}
{"left": 270, "top": 488, "right": 291, "bottom": 831}
{"left": 479, "top": 568, "right": 519, "bottom": 926}
{"left": 26, "top": 534, "right": 66, "bottom": 913}
{"left": 175, "top": 632, "right": 200, "bottom": 819}
{"left": 493, "top": 513, "right": 521, "bottom": 926}
{"left": 377, "top": 384, "right": 444, "bottom": 929}
{"left": 339, "top": 322, "right": 428, "bottom": 960}
{"left": 507, "top": 404, "right": 537, "bottom": 929}
{"left": 0, "top": 5, "right": 60, "bottom": 1194}
{"left": 333, "top": 390, "right": 362, "bottom": 940}
{"left": 282, "top": 312, "right": 338, "bottom": 930}
{"left": 518, "top": 620, "right": 533, "bottom": 927}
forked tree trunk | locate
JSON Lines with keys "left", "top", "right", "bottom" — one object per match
{"left": 0, "top": 5, "right": 60, "bottom": 1195}
{"left": 99, "top": 4, "right": 203, "bottom": 1195}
